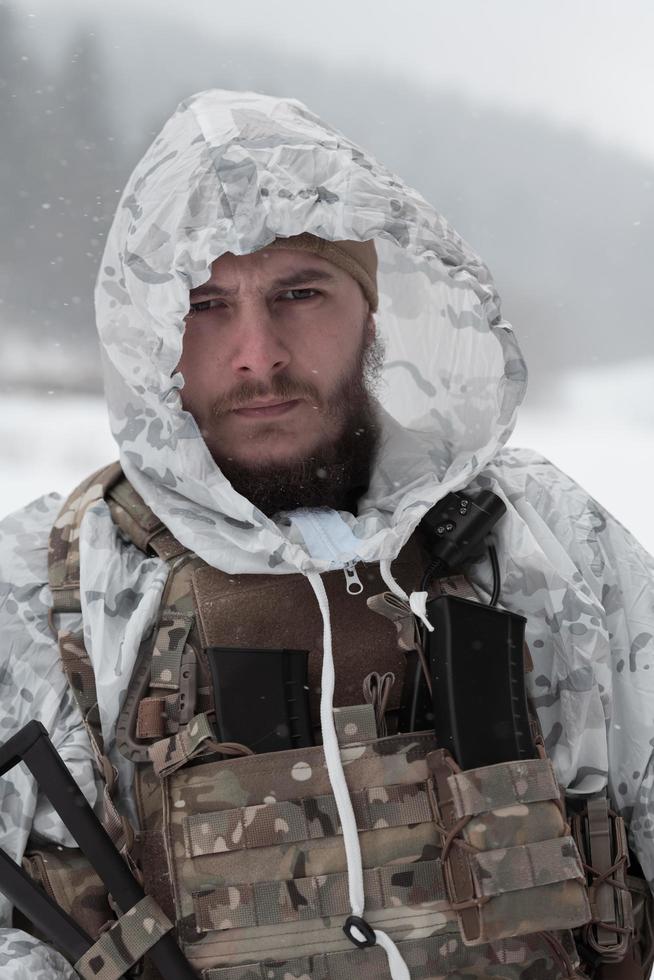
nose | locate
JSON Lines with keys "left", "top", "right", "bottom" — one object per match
{"left": 228, "top": 303, "right": 291, "bottom": 380}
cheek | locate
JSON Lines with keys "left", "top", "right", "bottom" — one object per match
{"left": 303, "top": 313, "right": 359, "bottom": 364}
{"left": 306, "top": 322, "right": 362, "bottom": 381}
{"left": 177, "top": 329, "right": 219, "bottom": 413}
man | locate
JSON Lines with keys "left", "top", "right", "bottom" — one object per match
{"left": 178, "top": 240, "right": 383, "bottom": 517}
{"left": 1, "top": 89, "right": 653, "bottom": 979}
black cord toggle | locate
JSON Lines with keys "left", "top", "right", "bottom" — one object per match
{"left": 343, "top": 914, "right": 376, "bottom": 948}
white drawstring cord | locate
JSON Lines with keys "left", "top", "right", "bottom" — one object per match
{"left": 379, "top": 559, "right": 409, "bottom": 602}
{"left": 307, "top": 571, "right": 365, "bottom": 916}
{"left": 380, "top": 559, "right": 434, "bottom": 633}
{"left": 375, "top": 929, "right": 412, "bottom": 979}
{"left": 306, "top": 571, "right": 411, "bottom": 980}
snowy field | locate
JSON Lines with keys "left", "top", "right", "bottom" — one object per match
{"left": 1, "top": 363, "right": 653, "bottom": 555}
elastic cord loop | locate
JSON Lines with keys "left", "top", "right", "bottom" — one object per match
{"left": 343, "top": 914, "right": 376, "bottom": 948}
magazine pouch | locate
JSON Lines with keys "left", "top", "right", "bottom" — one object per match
{"left": 569, "top": 791, "right": 634, "bottom": 969}
{"left": 427, "top": 748, "right": 592, "bottom": 945}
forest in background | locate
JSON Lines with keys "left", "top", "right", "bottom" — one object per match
{"left": 1, "top": 1, "right": 653, "bottom": 399}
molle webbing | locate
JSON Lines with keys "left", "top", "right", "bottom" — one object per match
{"left": 182, "top": 778, "right": 434, "bottom": 856}
{"left": 161, "top": 730, "right": 585, "bottom": 978}
{"left": 199, "top": 931, "right": 581, "bottom": 980}
{"left": 136, "top": 612, "right": 198, "bottom": 741}
{"left": 192, "top": 857, "right": 446, "bottom": 933}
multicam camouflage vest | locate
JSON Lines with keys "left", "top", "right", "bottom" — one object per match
{"left": 37, "top": 463, "right": 643, "bottom": 980}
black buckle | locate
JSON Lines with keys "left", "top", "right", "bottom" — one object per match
{"left": 343, "top": 914, "right": 376, "bottom": 948}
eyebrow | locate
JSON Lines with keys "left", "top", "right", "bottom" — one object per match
{"left": 189, "top": 267, "right": 338, "bottom": 299}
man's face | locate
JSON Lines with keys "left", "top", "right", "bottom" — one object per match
{"left": 178, "top": 248, "right": 383, "bottom": 515}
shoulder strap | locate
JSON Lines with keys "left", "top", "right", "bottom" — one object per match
{"left": 48, "top": 462, "right": 125, "bottom": 760}
{"left": 48, "top": 462, "right": 189, "bottom": 721}
{"left": 47, "top": 463, "right": 189, "bottom": 854}
{"left": 49, "top": 461, "right": 124, "bottom": 614}
{"left": 105, "top": 479, "right": 188, "bottom": 561}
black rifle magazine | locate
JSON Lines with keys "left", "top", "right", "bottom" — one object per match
{"left": 205, "top": 646, "right": 314, "bottom": 752}
{"left": 426, "top": 594, "right": 535, "bottom": 770}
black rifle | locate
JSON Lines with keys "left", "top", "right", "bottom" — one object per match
{"left": 0, "top": 720, "right": 197, "bottom": 979}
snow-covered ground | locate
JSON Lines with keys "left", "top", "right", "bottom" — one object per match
{"left": 2, "top": 362, "right": 653, "bottom": 554}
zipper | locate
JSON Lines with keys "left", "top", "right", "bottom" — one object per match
{"left": 286, "top": 511, "right": 363, "bottom": 595}
{"left": 343, "top": 560, "right": 363, "bottom": 595}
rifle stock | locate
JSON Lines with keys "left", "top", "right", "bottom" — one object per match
{"left": 0, "top": 720, "right": 197, "bottom": 978}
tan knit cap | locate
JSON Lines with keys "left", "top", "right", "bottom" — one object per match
{"left": 262, "top": 233, "right": 378, "bottom": 312}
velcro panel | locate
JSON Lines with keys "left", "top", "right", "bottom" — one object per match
{"left": 192, "top": 859, "right": 446, "bottom": 932}
{"left": 448, "top": 758, "right": 560, "bottom": 819}
{"left": 184, "top": 781, "right": 433, "bottom": 857}
{"left": 471, "top": 835, "right": 585, "bottom": 898}
{"left": 151, "top": 613, "right": 194, "bottom": 689}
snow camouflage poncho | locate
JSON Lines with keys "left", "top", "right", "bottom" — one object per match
{"left": 1, "top": 88, "right": 654, "bottom": 977}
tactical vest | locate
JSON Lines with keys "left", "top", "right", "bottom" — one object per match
{"left": 34, "top": 462, "right": 646, "bottom": 980}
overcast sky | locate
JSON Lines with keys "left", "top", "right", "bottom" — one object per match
{"left": 17, "top": 0, "right": 654, "bottom": 163}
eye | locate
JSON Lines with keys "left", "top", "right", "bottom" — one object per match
{"left": 187, "top": 298, "right": 226, "bottom": 315}
{"left": 279, "top": 288, "right": 319, "bottom": 301}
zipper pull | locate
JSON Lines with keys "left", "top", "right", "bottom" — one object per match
{"left": 343, "top": 560, "right": 364, "bottom": 595}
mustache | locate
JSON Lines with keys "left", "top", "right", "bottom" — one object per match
{"left": 211, "top": 375, "right": 323, "bottom": 417}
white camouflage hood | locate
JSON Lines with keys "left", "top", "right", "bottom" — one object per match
{"left": 95, "top": 88, "right": 526, "bottom": 573}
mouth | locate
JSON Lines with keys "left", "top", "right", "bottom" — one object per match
{"left": 232, "top": 399, "right": 301, "bottom": 418}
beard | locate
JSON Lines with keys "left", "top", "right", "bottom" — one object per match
{"left": 211, "top": 331, "right": 385, "bottom": 517}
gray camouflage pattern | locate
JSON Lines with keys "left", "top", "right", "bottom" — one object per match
{"left": 0, "top": 933, "right": 77, "bottom": 979}
{"left": 1, "top": 88, "right": 654, "bottom": 975}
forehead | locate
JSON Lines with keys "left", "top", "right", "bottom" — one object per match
{"left": 190, "top": 248, "right": 345, "bottom": 293}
